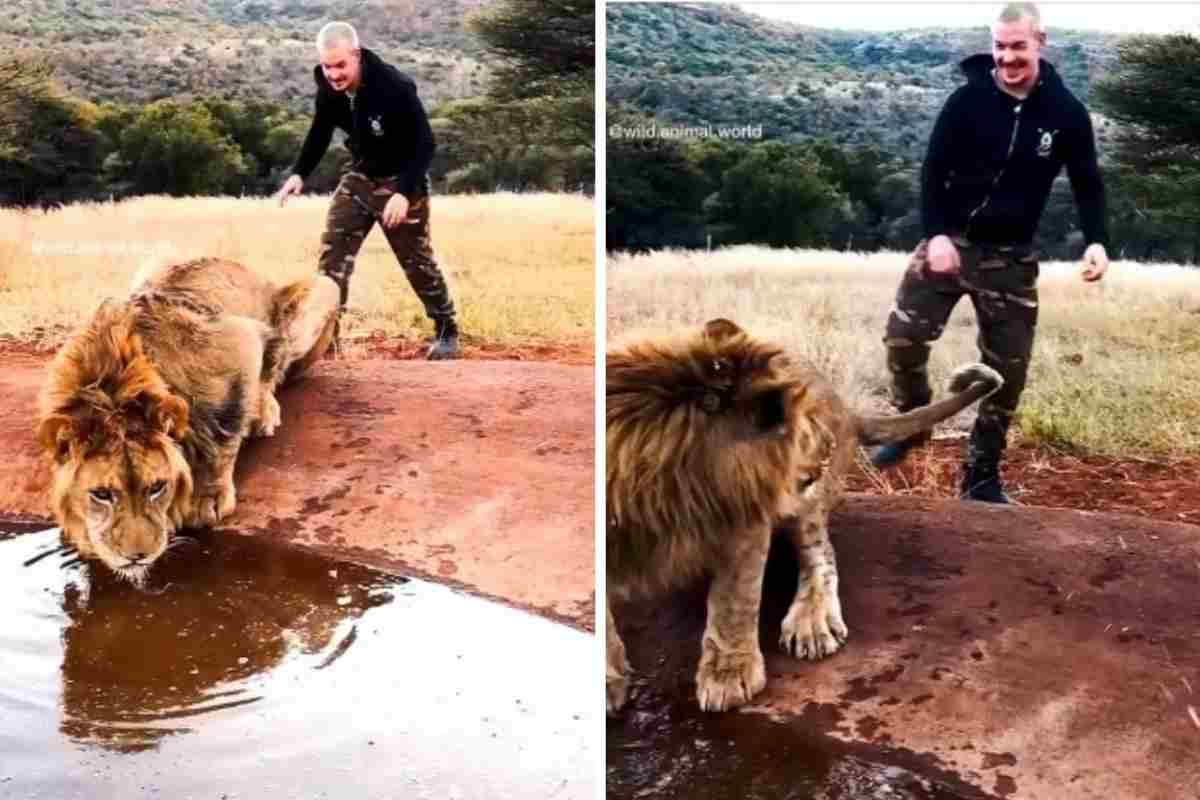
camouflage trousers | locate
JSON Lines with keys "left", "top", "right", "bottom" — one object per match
{"left": 883, "top": 236, "right": 1039, "bottom": 467}
{"left": 317, "top": 171, "right": 456, "bottom": 324}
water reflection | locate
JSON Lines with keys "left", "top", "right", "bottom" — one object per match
{"left": 1, "top": 527, "right": 594, "bottom": 799}
{"left": 50, "top": 530, "right": 394, "bottom": 751}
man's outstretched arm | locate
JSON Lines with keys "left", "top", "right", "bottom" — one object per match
{"left": 279, "top": 86, "right": 335, "bottom": 204}
{"left": 1066, "top": 107, "right": 1109, "bottom": 281}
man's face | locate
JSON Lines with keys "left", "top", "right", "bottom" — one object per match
{"left": 991, "top": 17, "right": 1045, "bottom": 91}
{"left": 319, "top": 43, "right": 361, "bottom": 93}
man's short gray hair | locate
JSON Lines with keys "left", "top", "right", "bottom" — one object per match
{"left": 316, "top": 21, "right": 359, "bottom": 52}
{"left": 996, "top": 2, "right": 1044, "bottom": 34}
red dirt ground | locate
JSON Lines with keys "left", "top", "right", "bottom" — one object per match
{"left": 0, "top": 346, "right": 595, "bottom": 630}
{"left": 5, "top": 336, "right": 1195, "bottom": 527}
{"left": 847, "top": 437, "right": 1200, "bottom": 527}
{"left": 0, "top": 331, "right": 595, "bottom": 365}
{"left": 613, "top": 494, "right": 1200, "bottom": 799}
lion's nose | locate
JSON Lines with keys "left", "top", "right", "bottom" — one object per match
{"left": 128, "top": 552, "right": 149, "bottom": 563}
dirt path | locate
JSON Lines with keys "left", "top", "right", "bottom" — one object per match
{"left": 0, "top": 353, "right": 594, "bottom": 630}
{"left": 610, "top": 494, "right": 1200, "bottom": 799}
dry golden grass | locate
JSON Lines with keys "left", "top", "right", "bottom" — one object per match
{"left": 608, "top": 245, "right": 1200, "bottom": 460}
{"left": 0, "top": 191, "right": 594, "bottom": 351}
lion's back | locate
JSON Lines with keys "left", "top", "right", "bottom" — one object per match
{"left": 135, "top": 257, "right": 277, "bottom": 323}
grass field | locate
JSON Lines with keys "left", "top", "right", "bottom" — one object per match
{"left": 608, "top": 245, "right": 1200, "bottom": 460}
{"left": 0, "top": 191, "right": 594, "bottom": 351}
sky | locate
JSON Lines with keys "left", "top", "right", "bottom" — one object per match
{"left": 731, "top": 2, "right": 1200, "bottom": 35}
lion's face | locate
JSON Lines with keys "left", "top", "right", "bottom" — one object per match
{"left": 49, "top": 435, "right": 192, "bottom": 584}
{"left": 607, "top": 318, "right": 838, "bottom": 543}
{"left": 38, "top": 325, "right": 194, "bottom": 586}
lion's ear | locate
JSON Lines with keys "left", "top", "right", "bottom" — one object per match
{"left": 703, "top": 318, "right": 743, "bottom": 342}
{"left": 149, "top": 392, "right": 189, "bottom": 440}
{"left": 37, "top": 413, "right": 77, "bottom": 464}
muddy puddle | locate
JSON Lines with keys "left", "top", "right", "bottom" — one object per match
{"left": 608, "top": 695, "right": 986, "bottom": 800}
{"left": 0, "top": 524, "right": 594, "bottom": 800}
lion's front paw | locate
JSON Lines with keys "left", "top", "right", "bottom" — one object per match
{"left": 188, "top": 483, "right": 237, "bottom": 528}
{"left": 695, "top": 646, "right": 766, "bottom": 712}
{"left": 607, "top": 670, "right": 631, "bottom": 716}
{"left": 780, "top": 590, "right": 848, "bottom": 660}
{"left": 252, "top": 392, "right": 281, "bottom": 438}
{"left": 607, "top": 649, "right": 632, "bottom": 715}
{"left": 187, "top": 496, "right": 219, "bottom": 528}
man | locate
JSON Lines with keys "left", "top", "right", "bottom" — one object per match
{"left": 872, "top": 2, "right": 1109, "bottom": 503}
{"left": 277, "top": 21, "right": 460, "bottom": 360}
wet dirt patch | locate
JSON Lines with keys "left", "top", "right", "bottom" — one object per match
{"left": 607, "top": 684, "right": 996, "bottom": 800}
{"left": 608, "top": 496, "right": 1200, "bottom": 799}
{"left": 607, "top": 535, "right": 1003, "bottom": 800}
{"left": 1, "top": 527, "right": 594, "bottom": 799}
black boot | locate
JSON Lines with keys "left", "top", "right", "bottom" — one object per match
{"left": 960, "top": 462, "right": 1011, "bottom": 504}
{"left": 868, "top": 430, "right": 932, "bottom": 469}
{"left": 426, "top": 317, "right": 460, "bottom": 361}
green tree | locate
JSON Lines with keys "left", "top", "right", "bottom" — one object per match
{"left": 717, "top": 142, "right": 845, "bottom": 248}
{"left": 606, "top": 106, "right": 707, "bottom": 250}
{"left": 0, "top": 54, "right": 53, "bottom": 155}
{"left": 468, "top": 0, "right": 593, "bottom": 99}
{"left": 1094, "top": 33, "right": 1200, "bottom": 263}
{"left": 199, "top": 97, "right": 301, "bottom": 189}
{"left": 112, "top": 101, "right": 248, "bottom": 196}
{"left": 0, "top": 58, "right": 104, "bottom": 206}
{"left": 467, "top": 0, "right": 594, "bottom": 190}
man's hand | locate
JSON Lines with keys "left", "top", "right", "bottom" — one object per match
{"left": 1081, "top": 243, "right": 1109, "bottom": 282}
{"left": 927, "top": 234, "right": 961, "bottom": 275}
{"left": 276, "top": 174, "right": 303, "bottom": 207}
{"left": 381, "top": 193, "right": 418, "bottom": 228}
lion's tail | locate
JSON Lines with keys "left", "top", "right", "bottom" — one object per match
{"left": 855, "top": 363, "right": 1003, "bottom": 446}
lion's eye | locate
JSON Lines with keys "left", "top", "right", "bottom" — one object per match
{"left": 89, "top": 487, "right": 115, "bottom": 504}
{"left": 147, "top": 480, "right": 168, "bottom": 499}
{"left": 798, "top": 473, "right": 820, "bottom": 490}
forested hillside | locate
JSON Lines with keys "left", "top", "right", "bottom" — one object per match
{"left": 607, "top": 3, "right": 1120, "bottom": 161}
{"left": 1, "top": 0, "right": 491, "bottom": 112}
{"left": 606, "top": 4, "right": 1199, "bottom": 264}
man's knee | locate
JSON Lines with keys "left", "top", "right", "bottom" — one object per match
{"left": 884, "top": 337, "right": 931, "bottom": 369}
{"left": 978, "top": 332, "right": 1032, "bottom": 403}
{"left": 885, "top": 298, "right": 948, "bottom": 347}
{"left": 883, "top": 338, "right": 933, "bottom": 410}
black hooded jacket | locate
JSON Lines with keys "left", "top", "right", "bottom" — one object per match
{"left": 921, "top": 54, "right": 1107, "bottom": 248}
{"left": 291, "top": 47, "right": 435, "bottom": 198}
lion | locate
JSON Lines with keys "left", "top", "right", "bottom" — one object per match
{"left": 36, "top": 257, "right": 340, "bottom": 585}
{"left": 606, "top": 318, "right": 1002, "bottom": 714}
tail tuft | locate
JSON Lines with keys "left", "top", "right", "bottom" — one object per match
{"left": 948, "top": 363, "right": 1003, "bottom": 397}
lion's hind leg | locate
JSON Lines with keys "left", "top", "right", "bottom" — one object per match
{"left": 268, "top": 274, "right": 340, "bottom": 388}
{"left": 251, "top": 331, "right": 285, "bottom": 438}
{"left": 696, "top": 521, "right": 771, "bottom": 712}
{"left": 779, "top": 502, "right": 849, "bottom": 661}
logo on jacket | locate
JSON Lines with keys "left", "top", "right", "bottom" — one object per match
{"left": 1036, "top": 128, "right": 1058, "bottom": 159}
{"left": 369, "top": 115, "right": 384, "bottom": 136}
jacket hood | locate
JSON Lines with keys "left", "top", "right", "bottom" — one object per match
{"left": 959, "top": 53, "right": 1065, "bottom": 94}
{"left": 359, "top": 46, "right": 386, "bottom": 80}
